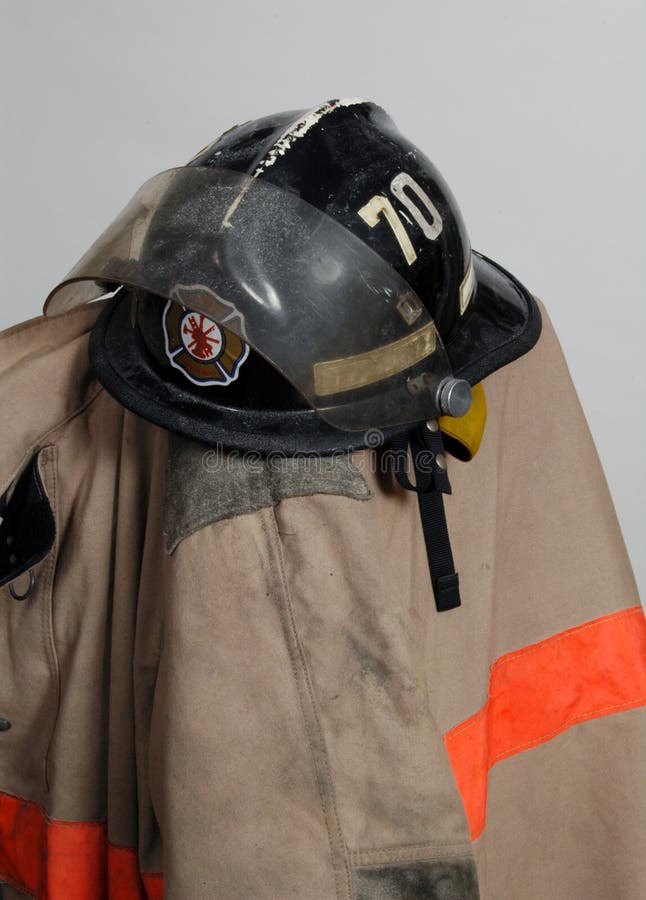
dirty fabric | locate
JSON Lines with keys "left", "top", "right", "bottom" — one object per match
{"left": 164, "top": 433, "right": 372, "bottom": 552}
{"left": 351, "top": 858, "right": 480, "bottom": 900}
{"left": 0, "top": 300, "right": 644, "bottom": 899}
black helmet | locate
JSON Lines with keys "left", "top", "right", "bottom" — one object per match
{"left": 46, "top": 98, "right": 541, "bottom": 453}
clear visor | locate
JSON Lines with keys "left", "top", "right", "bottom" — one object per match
{"left": 46, "top": 167, "right": 452, "bottom": 430}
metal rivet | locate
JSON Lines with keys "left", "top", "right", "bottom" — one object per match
{"left": 5, "top": 535, "right": 13, "bottom": 546}
{"left": 437, "top": 377, "right": 473, "bottom": 418}
{"left": 436, "top": 453, "right": 447, "bottom": 471}
{"left": 0, "top": 717, "right": 11, "bottom": 732}
{"left": 425, "top": 419, "right": 439, "bottom": 432}
{"left": 8, "top": 553, "right": 17, "bottom": 566}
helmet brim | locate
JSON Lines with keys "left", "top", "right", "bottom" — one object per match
{"left": 88, "top": 250, "right": 541, "bottom": 455}
{"left": 445, "top": 251, "right": 542, "bottom": 385}
{"left": 88, "top": 292, "right": 409, "bottom": 454}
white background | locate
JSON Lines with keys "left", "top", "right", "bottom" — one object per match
{"left": 1, "top": 0, "right": 644, "bottom": 597}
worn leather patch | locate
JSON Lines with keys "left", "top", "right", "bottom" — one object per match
{"left": 164, "top": 433, "right": 372, "bottom": 552}
{"left": 351, "top": 858, "right": 480, "bottom": 900}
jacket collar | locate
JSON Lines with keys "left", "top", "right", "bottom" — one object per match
{"left": 0, "top": 304, "right": 105, "bottom": 495}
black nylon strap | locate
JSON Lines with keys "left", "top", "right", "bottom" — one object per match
{"left": 391, "top": 425, "right": 461, "bottom": 612}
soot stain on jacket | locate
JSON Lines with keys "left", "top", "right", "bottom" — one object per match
{"left": 351, "top": 857, "right": 480, "bottom": 899}
{"left": 346, "top": 632, "right": 395, "bottom": 685}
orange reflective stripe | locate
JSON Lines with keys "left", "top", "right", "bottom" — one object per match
{"left": 0, "top": 790, "right": 162, "bottom": 899}
{"left": 109, "top": 847, "right": 164, "bottom": 900}
{"left": 444, "top": 606, "right": 646, "bottom": 841}
{"left": 44, "top": 817, "right": 105, "bottom": 898}
{"left": 0, "top": 792, "right": 43, "bottom": 894}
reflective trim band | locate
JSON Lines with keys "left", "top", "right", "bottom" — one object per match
{"left": 0, "top": 791, "right": 162, "bottom": 899}
{"left": 443, "top": 606, "right": 646, "bottom": 840}
{"left": 312, "top": 321, "right": 437, "bottom": 396}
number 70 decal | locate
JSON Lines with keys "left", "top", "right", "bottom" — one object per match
{"left": 358, "top": 172, "right": 475, "bottom": 315}
{"left": 357, "top": 172, "right": 443, "bottom": 266}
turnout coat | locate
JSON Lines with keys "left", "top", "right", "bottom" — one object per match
{"left": 0, "top": 298, "right": 644, "bottom": 899}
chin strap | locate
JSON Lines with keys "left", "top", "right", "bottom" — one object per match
{"left": 391, "top": 422, "right": 461, "bottom": 612}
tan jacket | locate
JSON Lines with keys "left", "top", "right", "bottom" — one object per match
{"left": 0, "top": 300, "right": 644, "bottom": 899}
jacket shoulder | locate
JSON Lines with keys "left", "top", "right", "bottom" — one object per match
{"left": 0, "top": 303, "right": 108, "bottom": 493}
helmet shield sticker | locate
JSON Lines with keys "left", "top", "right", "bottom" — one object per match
{"left": 45, "top": 167, "right": 452, "bottom": 430}
{"left": 163, "top": 297, "right": 249, "bottom": 387}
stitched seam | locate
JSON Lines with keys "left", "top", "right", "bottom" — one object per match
{"left": 0, "top": 795, "right": 163, "bottom": 895}
{"left": 263, "top": 508, "right": 353, "bottom": 900}
{"left": 350, "top": 841, "right": 472, "bottom": 854}
{"left": 445, "top": 706, "right": 487, "bottom": 741}
{"left": 1, "top": 383, "right": 104, "bottom": 498}
{"left": 349, "top": 842, "right": 474, "bottom": 865}
{"left": 489, "top": 696, "right": 646, "bottom": 762}
{"left": 0, "top": 789, "right": 103, "bottom": 826}
{"left": 33, "top": 384, "right": 105, "bottom": 449}
{"left": 491, "top": 607, "right": 641, "bottom": 671}
{"left": 0, "top": 849, "right": 162, "bottom": 898}
{"left": 446, "top": 681, "right": 645, "bottom": 746}
{"left": 351, "top": 855, "right": 474, "bottom": 869}
{"left": 264, "top": 508, "right": 353, "bottom": 900}
{"left": 35, "top": 447, "right": 60, "bottom": 797}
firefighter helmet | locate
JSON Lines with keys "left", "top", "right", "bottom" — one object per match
{"left": 46, "top": 99, "right": 541, "bottom": 452}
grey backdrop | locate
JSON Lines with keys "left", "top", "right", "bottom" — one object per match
{"left": 1, "top": 0, "right": 644, "bottom": 598}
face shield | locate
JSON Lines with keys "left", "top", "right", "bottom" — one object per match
{"left": 45, "top": 167, "right": 454, "bottom": 431}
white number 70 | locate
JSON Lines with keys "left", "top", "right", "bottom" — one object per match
{"left": 357, "top": 172, "right": 443, "bottom": 266}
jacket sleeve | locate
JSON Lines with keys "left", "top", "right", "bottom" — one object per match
{"left": 429, "top": 299, "right": 645, "bottom": 900}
